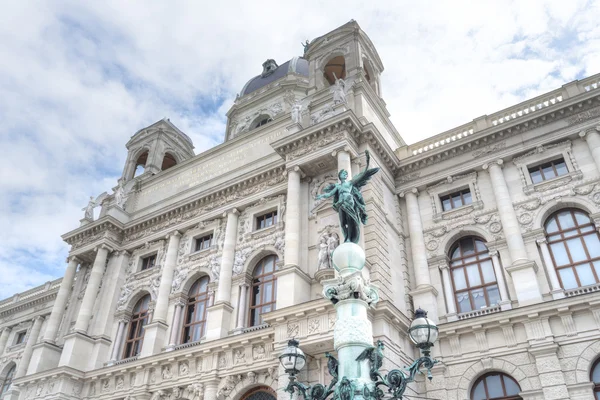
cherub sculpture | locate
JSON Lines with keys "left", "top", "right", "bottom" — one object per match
{"left": 315, "top": 150, "right": 379, "bottom": 243}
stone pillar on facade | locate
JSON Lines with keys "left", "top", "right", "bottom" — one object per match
{"left": 536, "top": 238, "right": 565, "bottom": 299}
{"left": 108, "top": 315, "right": 129, "bottom": 363}
{"left": 75, "top": 245, "right": 111, "bottom": 333}
{"left": 0, "top": 327, "right": 11, "bottom": 356}
{"left": 334, "top": 148, "right": 353, "bottom": 179}
{"left": 140, "top": 231, "right": 182, "bottom": 358}
{"left": 205, "top": 209, "right": 239, "bottom": 340}
{"left": 16, "top": 316, "right": 44, "bottom": 378}
{"left": 483, "top": 160, "right": 542, "bottom": 305}
{"left": 166, "top": 298, "right": 186, "bottom": 350}
{"left": 399, "top": 188, "right": 438, "bottom": 321}
{"left": 235, "top": 283, "right": 250, "bottom": 330}
{"left": 204, "top": 380, "right": 219, "bottom": 400}
{"left": 276, "top": 167, "right": 311, "bottom": 309}
{"left": 28, "top": 256, "right": 80, "bottom": 374}
{"left": 439, "top": 262, "right": 457, "bottom": 321}
{"left": 489, "top": 250, "right": 512, "bottom": 310}
{"left": 58, "top": 245, "right": 112, "bottom": 372}
{"left": 579, "top": 126, "right": 600, "bottom": 174}
{"left": 530, "top": 345, "right": 570, "bottom": 400}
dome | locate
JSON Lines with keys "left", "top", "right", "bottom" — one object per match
{"left": 240, "top": 57, "right": 308, "bottom": 97}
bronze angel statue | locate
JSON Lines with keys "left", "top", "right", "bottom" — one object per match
{"left": 315, "top": 150, "right": 380, "bottom": 244}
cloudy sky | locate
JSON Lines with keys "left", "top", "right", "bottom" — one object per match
{"left": 1, "top": 0, "right": 599, "bottom": 299}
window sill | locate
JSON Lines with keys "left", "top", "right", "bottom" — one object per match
{"left": 131, "top": 268, "right": 156, "bottom": 280}
{"left": 187, "top": 246, "right": 217, "bottom": 262}
{"left": 524, "top": 170, "right": 583, "bottom": 194}
{"left": 245, "top": 222, "right": 283, "bottom": 240}
{"left": 6, "top": 343, "right": 26, "bottom": 353}
{"left": 564, "top": 282, "right": 600, "bottom": 298}
{"left": 433, "top": 201, "right": 483, "bottom": 222}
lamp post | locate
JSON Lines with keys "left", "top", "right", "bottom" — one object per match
{"left": 279, "top": 241, "right": 439, "bottom": 400}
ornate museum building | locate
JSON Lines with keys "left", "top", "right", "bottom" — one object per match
{"left": 3, "top": 20, "right": 600, "bottom": 400}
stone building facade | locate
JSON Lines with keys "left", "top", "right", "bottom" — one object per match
{"left": 2, "top": 20, "right": 600, "bottom": 400}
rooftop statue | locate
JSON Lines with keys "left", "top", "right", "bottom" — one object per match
{"left": 315, "top": 150, "right": 380, "bottom": 243}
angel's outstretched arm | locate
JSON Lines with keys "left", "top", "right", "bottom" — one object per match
{"left": 316, "top": 186, "right": 337, "bottom": 200}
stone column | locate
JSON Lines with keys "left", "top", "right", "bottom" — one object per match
{"left": 489, "top": 250, "right": 512, "bottom": 310}
{"left": 335, "top": 148, "right": 353, "bottom": 179}
{"left": 284, "top": 167, "right": 301, "bottom": 269}
{"left": 44, "top": 256, "right": 80, "bottom": 342}
{"left": 75, "top": 245, "right": 111, "bottom": 333}
{"left": 140, "top": 231, "right": 181, "bottom": 357}
{"left": 167, "top": 299, "right": 186, "bottom": 349}
{"left": 235, "top": 283, "right": 249, "bottom": 330}
{"left": 536, "top": 238, "right": 565, "bottom": 299}
{"left": 483, "top": 160, "right": 542, "bottom": 305}
{"left": 204, "top": 381, "right": 219, "bottom": 400}
{"left": 579, "top": 126, "right": 600, "bottom": 174}
{"left": 109, "top": 316, "right": 129, "bottom": 363}
{"left": 0, "top": 327, "right": 11, "bottom": 355}
{"left": 276, "top": 169, "right": 311, "bottom": 309}
{"left": 439, "top": 263, "right": 457, "bottom": 319}
{"left": 530, "top": 345, "right": 569, "bottom": 400}
{"left": 16, "top": 316, "right": 44, "bottom": 378}
{"left": 154, "top": 232, "right": 182, "bottom": 323}
{"left": 399, "top": 188, "right": 438, "bottom": 321}
{"left": 205, "top": 209, "right": 239, "bottom": 340}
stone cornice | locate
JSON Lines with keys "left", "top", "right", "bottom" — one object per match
{"left": 0, "top": 279, "right": 61, "bottom": 317}
{"left": 272, "top": 111, "right": 400, "bottom": 174}
{"left": 61, "top": 217, "right": 124, "bottom": 248}
{"left": 396, "top": 86, "right": 600, "bottom": 177}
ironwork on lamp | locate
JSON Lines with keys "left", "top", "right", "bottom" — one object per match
{"left": 279, "top": 309, "right": 439, "bottom": 400}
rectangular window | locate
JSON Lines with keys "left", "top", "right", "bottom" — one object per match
{"left": 440, "top": 189, "right": 472, "bottom": 211}
{"left": 256, "top": 210, "right": 278, "bottom": 230}
{"left": 194, "top": 234, "right": 213, "bottom": 252}
{"left": 15, "top": 331, "right": 26, "bottom": 345}
{"left": 141, "top": 254, "right": 157, "bottom": 271}
{"left": 528, "top": 158, "right": 568, "bottom": 184}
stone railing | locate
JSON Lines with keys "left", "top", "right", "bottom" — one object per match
{"left": 0, "top": 278, "right": 62, "bottom": 310}
{"left": 564, "top": 283, "right": 600, "bottom": 298}
{"left": 457, "top": 305, "right": 501, "bottom": 320}
{"left": 110, "top": 356, "right": 139, "bottom": 366}
{"left": 406, "top": 72, "right": 600, "bottom": 157}
{"left": 174, "top": 340, "right": 204, "bottom": 350}
{"left": 243, "top": 323, "right": 270, "bottom": 333}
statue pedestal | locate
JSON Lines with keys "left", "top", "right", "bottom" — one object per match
{"left": 323, "top": 242, "right": 380, "bottom": 394}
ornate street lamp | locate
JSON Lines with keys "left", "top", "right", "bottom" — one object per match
{"left": 280, "top": 309, "right": 439, "bottom": 400}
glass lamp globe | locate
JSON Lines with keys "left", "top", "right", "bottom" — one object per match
{"left": 408, "top": 308, "right": 439, "bottom": 351}
{"left": 279, "top": 339, "right": 306, "bottom": 375}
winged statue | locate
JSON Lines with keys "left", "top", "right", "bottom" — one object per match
{"left": 315, "top": 150, "right": 380, "bottom": 243}
{"left": 82, "top": 192, "right": 108, "bottom": 220}
{"left": 114, "top": 178, "right": 138, "bottom": 210}
{"left": 285, "top": 95, "right": 311, "bottom": 125}
{"left": 355, "top": 340, "right": 384, "bottom": 381}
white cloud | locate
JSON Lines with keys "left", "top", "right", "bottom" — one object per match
{"left": 0, "top": 0, "right": 599, "bottom": 298}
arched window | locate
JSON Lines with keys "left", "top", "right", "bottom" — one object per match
{"left": 591, "top": 357, "right": 600, "bottom": 398}
{"left": 450, "top": 237, "right": 500, "bottom": 313}
{"left": 471, "top": 372, "right": 522, "bottom": 400}
{"left": 545, "top": 209, "right": 600, "bottom": 289}
{"left": 251, "top": 115, "right": 273, "bottom": 130}
{"left": 133, "top": 151, "right": 149, "bottom": 177}
{"left": 0, "top": 365, "right": 16, "bottom": 398}
{"left": 240, "top": 386, "right": 277, "bottom": 400}
{"left": 323, "top": 56, "right": 346, "bottom": 85}
{"left": 123, "top": 295, "right": 150, "bottom": 359}
{"left": 181, "top": 276, "right": 210, "bottom": 343}
{"left": 161, "top": 152, "right": 177, "bottom": 171}
{"left": 249, "top": 255, "right": 278, "bottom": 327}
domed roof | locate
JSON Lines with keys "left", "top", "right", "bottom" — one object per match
{"left": 240, "top": 56, "right": 308, "bottom": 96}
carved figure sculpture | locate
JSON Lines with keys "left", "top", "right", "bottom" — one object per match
{"left": 325, "top": 352, "right": 339, "bottom": 381}
{"left": 331, "top": 73, "right": 352, "bottom": 105}
{"left": 162, "top": 365, "right": 172, "bottom": 380}
{"left": 82, "top": 192, "right": 107, "bottom": 220}
{"left": 327, "top": 233, "right": 339, "bottom": 259}
{"left": 115, "top": 376, "right": 124, "bottom": 390}
{"left": 210, "top": 256, "right": 220, "bottom": 280}
{"left": 114, "top": 178, "right": 137, "bottom": 210}
{"left": 317, "top": 236, "right": 329, "bottom": 270}
{"left": 301, "top": 39, "right": 310, "bottom": 54}
{"left": 287, "top": 98, "right": 310, "bottom": 125}
{"left": 170, "top": 387, "right": 182, "bottom": 400}
{"left": 315, "top": 150, "right": 380, "bottom": 243}
{"left": 151, "top": 390, "right": 167, "bottom": 400}
{"left": 185, "top": 383, "right": 204, "bottom": 400}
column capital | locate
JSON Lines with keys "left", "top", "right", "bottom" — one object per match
{"left": 579, "top": 126, "right": 600, "bottom": 139}
{"left": 174, "top": 297, "right": 187, "bottom": 308}
{"left": 535, "top": 238, "right": 548, "bottom": 246}
{"left": 398, "top": 187, "right": 419, "bottom": 198}
{"left": 488, "top": 250, "right": 499, "bottom": 257}
{"left": 94, "top": 244, "right": 113, "bottom": 253}
{"left": 482, "top": 159, "right": 504, "bottom": 170}
{"left": 66, "top": 255, "right": 82, "bottom": 264}
{"left": 239, "top": 282, "right": 250, "bottom": 289}
{"left": 116, "top": 249, "right": 131, "bottom": 257}
{"left": 167, "top": 230, "right": 182, "bottom": 239}
{"left": 222, "top": 208, "right": 240, "bottom": 217}
{"left": 118, "top": 315, "right": 131, "bottom": 324}
{"left": 33, "top": 315, "right": 45, "bottom": 323}
{"left": 286, "top": 165, "right": 305, "bottom": 177}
